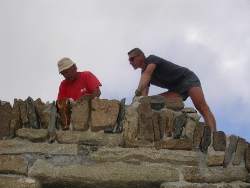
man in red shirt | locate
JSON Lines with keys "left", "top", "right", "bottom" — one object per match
{"left": 57, "top": 57, "right": 102, "bottom": 101}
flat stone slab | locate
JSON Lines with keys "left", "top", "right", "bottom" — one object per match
{"left": 205, "top": 146, "right": 225, "bottom": 167}
{"left": 0, "top": 155, "right": 28, "bottom": 175}
{"left": 91, "top": 147, "right": 199, "bottom": 166}
{"left": 160, "top": 181, "right": 250, "bottom": 188}
{"left": 29, "top": 159, "right": 179, "bottom": 188}
{"left": 16, "top": 128, "right": 48, "bottom": 142}
{"left": 56, "top": 131, "right": 123, "bottom": 147}
{"left": 183, "top": 166, "right": 249, "bottom": 183}
{"left": 0, "top": 138, "right": 78, "bottom": 156}
{"left": 155, "top": 139, "right": 193, "bottom": 150}
{"left": 0, "top": 175, "right": 42, "bottom": 188}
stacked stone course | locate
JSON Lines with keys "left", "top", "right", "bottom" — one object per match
{"left": 0, "top": 95, "right": 250, "bottom": 188}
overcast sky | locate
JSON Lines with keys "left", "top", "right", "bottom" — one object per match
{"left": 0, "top": 0, "right": 249, "bottom": 142}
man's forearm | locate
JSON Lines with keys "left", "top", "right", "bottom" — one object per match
{"left": 138, "top": 73, "right": 151, "bottom": 91}
{"left": 92, "top": 87, "right": 101, "bottom": 98}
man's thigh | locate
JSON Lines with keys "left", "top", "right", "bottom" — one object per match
{"left": 188, "top": 87, "right": 206, "bottom": 106}
{"left": 159, "top": 91, "right": 182, "bottom": 99}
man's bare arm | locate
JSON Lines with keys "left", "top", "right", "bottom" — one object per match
{"left": 135, "top": 63, "right": 156, "bottom": 96}
{"left": 92, "top": 87, "right": 101, "bottom": 98}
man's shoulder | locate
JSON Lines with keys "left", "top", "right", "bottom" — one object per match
{"left": 146, "top": 55, "right": 161, "bottom": 61}
{"left": 146, "top": 55, "right": 161, "bottom": 65}
{"left": 147, "top": 54, "right": 157, "bottom": 59}
{"left": 78, "top": 71, "right": 93, "bottom": 76}
{"left": 59, "top": 79, "right": 69, "bottom": 87}
{"left": 79, "top": 71, "right": 94, "bottom": 73}
{"left": 78, "top": 71, "right": 98, "bottom": 80}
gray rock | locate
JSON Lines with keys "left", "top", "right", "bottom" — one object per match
{"left": 181, "top": 107, "right": 197, "bottom": 113}
{"left": 10, "top": 99, "right": 21, "bottom": 137}
{"left": 0, "top": 139, "right": 78, "bottom": 156}
{"left": 0, "top": 102, "right": 11, "bottom": 139}
{"left": 151, "top": 111, "right": 161, "bottom": 141}
{"left": 233, "top": 137, "right": 246, "bottom": 165}
{"left": 159, "top": 109, "right": 180, "bottom": 139}
{"left": 16, "top": 128, "right": 48, "bottom": 142}
{"left": 200, "top": 126, "right": 211, "bottom": 153}
{"left": 29, "top": 159, "right": 179, "bottom": 188}
{"left": 205, "top": 146, "right": 225, "bottom": 167}
{"left": 131, "top": 96, "right": 144, "bottom": 108}
{"left": 91, "top": 147, "right": 199, "bottom": 166}
{"left": 124, "top": 139, "right": 154, "bottom": 148}
{"left": 213, "top": 131, "right": 226, "bottom": 151}
{"left": 181, "top": 115, "right": 196, "bottom": 140}
{"left": 148, "top": 95, "right": 165, "bottom": 111}
{"left": 183, "top": 166, "right": 249, "bottom": 183}
{"left": 115, "top": 98, "right": 126, "bottom": 133}
{"left": 137, "top": 103, "right": 154, "bottom": 142}
{"left": 19, "top": 99, "right": 30, "bottom": 128}
{"left": 185, "top": 112, "right": 201, "bottom": 122}
{"left": 138, "top": 96, "right": 150, "bottom": 104}
{"left": 155, "top": 139, "right": 193, "bottom": 150}
{"left": 160, "top": 182, "right": 250, "bottom": 188}
{"left": 245, "top": 142, "right": 250, "bottom": 172}
{"left": 165, "top": 97, "right": 184, "bottom": 111}
{"left": 26, "top": 97, "right": 40, "bottom": 129}
{"left": 71, "top": 95, "right": 92, "bottom": 131}
{"left": 122, "top": 105, "right": 139, "bottom": 142}
{"left": 91, "top": 98, "right": 120, "bottom": 132}
{"left": 158, "top": 109, "right": 169, "bottom": 139}
{"left": 0, "top": 155, "right": 28, "bottom": 175}
{"left": 0, "top": 175, "right": 42, "bottom": 188}
{"left": 34, "top": 98, "right": 50, "bottom": 129}
{"left": 223, "top": 134, "right": 238, "bottom": 167}
{"left": 48, "top": 101, "right": 57, "bottom": 143}
{"left": 193, "top": 122, "right": 205, "bottom": 149}
{"left": 56, "top": 131, "right": 123, "bottom": 147}
{"left": 173, "top": 114, "right": 186, "bottom": 139}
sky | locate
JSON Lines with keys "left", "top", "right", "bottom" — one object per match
{"left": 0, "top": 0, "right": 249, "bottom": 142}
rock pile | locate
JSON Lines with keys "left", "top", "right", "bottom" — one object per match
{"left": 0, "top": 95, "right": 250, "bottom": 188}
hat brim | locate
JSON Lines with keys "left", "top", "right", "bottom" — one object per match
{"left": 59, "top": 62, "right": 75, "bottom": 73}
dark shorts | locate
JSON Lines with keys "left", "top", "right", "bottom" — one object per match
{"left": 168, "top": 71, "right": 201, "bottom": 101}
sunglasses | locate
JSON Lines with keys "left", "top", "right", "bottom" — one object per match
{"left": 129, "top": 54, "right": 140, "bottom": 62}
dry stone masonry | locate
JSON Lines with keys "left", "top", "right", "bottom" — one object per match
{"left": 0, "top": 95, "right": 250, "bottom": 188}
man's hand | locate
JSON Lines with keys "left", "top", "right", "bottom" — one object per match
{"left": 69, "top": 98, "right": 76, "bottom": 107}
{"left": 135, "top": 89, "right": 142, "bottom": 96}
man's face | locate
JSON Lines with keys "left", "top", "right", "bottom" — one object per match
{"left": 60, "top": 66, "right": 78, "bottom": 82}
{"left": 129, "top": 53, "right": 141, "bottom": 70}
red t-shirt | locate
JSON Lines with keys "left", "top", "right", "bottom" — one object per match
{"left": 57, "top": 71, "right": 102, "bottom": 101}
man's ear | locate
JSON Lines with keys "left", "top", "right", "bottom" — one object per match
{"left": 74, "top": 65, "right": 78, "bottom": 70}
{"left": 139, "top": 53, "right": 146, "bottom": 63}
{"left": 138, "top": 54, "right": 142, "bottom": 61}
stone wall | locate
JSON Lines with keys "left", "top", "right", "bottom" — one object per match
{"left": 0, "top": 95, "right": 250, "bottom": 188}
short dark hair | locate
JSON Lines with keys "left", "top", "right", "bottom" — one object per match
{"left": 128, "top": 48, "right": 145, "bottom": 58}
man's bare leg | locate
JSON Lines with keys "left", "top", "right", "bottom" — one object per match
{"left": 159, "top": 88, "right": 216, "bottom": 132}
{"left": 188, "top": 87, "right": 217, "bottom": 132}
